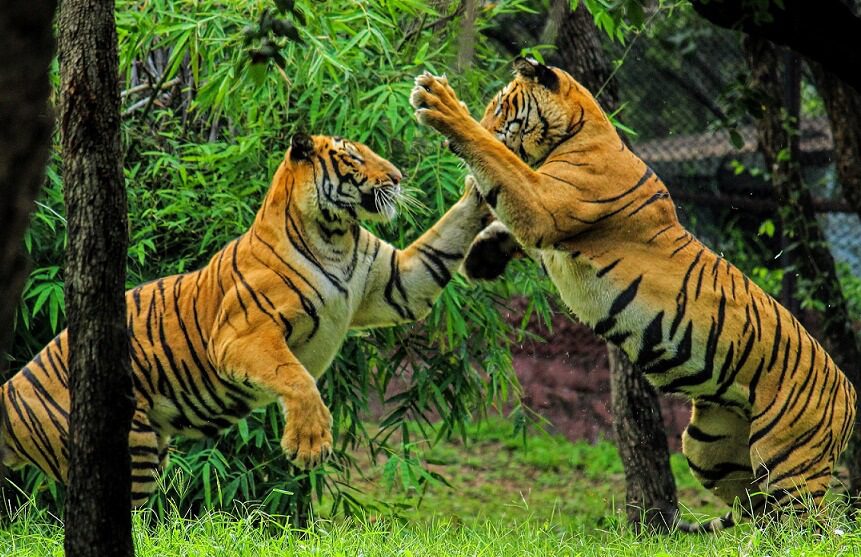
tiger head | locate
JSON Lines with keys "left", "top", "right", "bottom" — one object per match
{"left": 287, "top": 133, "right": 403, "bottom": 222}
{"left": 479, "top": 57, "right": 612, "bottom": 166}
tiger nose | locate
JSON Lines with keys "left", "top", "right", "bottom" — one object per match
{"left": 388, "top": 170, "right": 402, "bottom": 184}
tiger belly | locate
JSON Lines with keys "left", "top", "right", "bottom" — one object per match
{"left": 541, "top": 250, "right": 615, "bottom": 327}
{"left": 540, "top": 249, "right": 748, "bottom": 405}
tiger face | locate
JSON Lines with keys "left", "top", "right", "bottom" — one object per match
{"left": 289, "top": 134, "right": 403, "bottom": 222}
{"left": 479, "top": 57, "right": 607, "bottom": 166}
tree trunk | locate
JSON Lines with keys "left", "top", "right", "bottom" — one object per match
{"left": 808, "top": 57, "right": 861, "bottom": 509}
{"left": 809, "top": 62, "right": 861, "bottom": 226}
{"left": 552, "top": 2, "right": 679, "bottom": 531}
{"left": 744, "top": 36, "right": 861, "bottom": 507}
{"left": 456, "top": 0, "right": 477, "bottom": 71}
{"left": 0, "top": 0, "right": 58, "bottom": 492}
{"left": 608, "top": 346, "right": 678, "bottom": 529}
{"left": 0, "top": 1, "right": 57, "bottom": 369}
{"left": 59, "top": 0, "right": 135, "bottom": 555}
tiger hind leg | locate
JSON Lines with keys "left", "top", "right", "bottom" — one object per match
{"left": 749, "top": 429, "right": 839, "bottom": 519}
{"left": 129, "top": 408, "right": 163, "bottom": 508}
{"left": 747, "top": 373, "right": 855, "bottom": 522}
{"left": 677, "top": 402, "right": 757, "bottom": 533}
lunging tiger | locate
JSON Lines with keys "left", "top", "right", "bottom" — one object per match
{"left": 409, "top": 58, "right": 856, "bottom": 531}
{"left": 1, "top": 133, "right": 490, "bottom": 506}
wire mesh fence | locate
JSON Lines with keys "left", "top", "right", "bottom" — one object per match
{"left": 607, "top": 21, "right": 861, "bottom": 277}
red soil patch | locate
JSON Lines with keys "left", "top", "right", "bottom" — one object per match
{"left": 506, "top": 298, "right": 691, "bottom": 450}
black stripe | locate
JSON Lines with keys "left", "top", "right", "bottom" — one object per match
{"left": 627, "top": 190, "right": 669, "bottom": 217}
{"left": 685, "top": 425, "right": 727, "bottom": 443}
{"left": 583, "top": 167, "right": 654, "bottom": 204}
{"left": 596, "top": 258, "right": 621, "bottom": 278}
{"left": 593, "top": 276, "right": 642, "bottom": 336}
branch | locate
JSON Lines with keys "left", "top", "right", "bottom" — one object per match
{"left": 671, "top": 189, "right": 854, "bottom": 214}
{"left": 120, "top": 77, "right": 181, "bottom": 99}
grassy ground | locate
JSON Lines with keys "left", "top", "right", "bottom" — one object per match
{"left": 333, "top": 417, "right": 728, "bottom": 527}
{"left": 2, "top": 418, "right": 859, "bottom": 556}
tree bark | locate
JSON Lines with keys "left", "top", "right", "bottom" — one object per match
{"left": 0, "top": 1, "right": 57, "bottom": 369}
{"left": 59, "top": 0, "right": 135, "bottom": 555}
{"left": 608, "top": 346, "right": 678, "bottom": 530}
{"left": 690, "top": 0, "right": 861, "bottom": 94}
{"left": 552, "top": 2, "right": 679, "bottom": 531}
{"left": 809, "top": 62, "right": 861, "bottom": 225}
{"left": 0, "top": 0, "right": 58, "bottom": 492}
{"left": 744, "top": 36, "right": 861, "bottom": 507}
{"left": 456, "top": 0, "right": 477, "bottom": 72}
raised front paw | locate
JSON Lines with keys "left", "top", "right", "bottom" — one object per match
{"left": 463, "top": 221, "right": 523, "bottom": 281}
{"left": 281, "top": 393, "right": 333, "bottom": 469}
{"left": 410, "top": 72, "right": 472, "bottom": 137}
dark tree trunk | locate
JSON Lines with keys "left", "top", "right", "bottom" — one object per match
{"left": 0, "top": 1, "right": 57, "bottom": 369}
{"left": 744, "top": 36, "right": 861, "bottom": 507}
{"left": 551, "top": 2, "right": 679, "bottom": 531}
{"left": 59, "top": 0, "right": 135, "bottom": 555}
{"left": 690, "top": 0, "right": 861, "bottom": 94}
{"left": 0, "top": 0, "right": 58, "bottom": 492}
{"left": 608, "top": 346, "right": 678, "bottom": 530}
{"left": 808, "top": 57, "right": 861, "bottom": 510}
{"left": 810, "top": 62, "right": 861, "bottom": 226}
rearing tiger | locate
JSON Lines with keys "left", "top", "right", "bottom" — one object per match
{"left": 1, "top": 133, "right": 490, "bottom": 506}
{"left": 409, "top": 58, "right": 856, "bottom": 531}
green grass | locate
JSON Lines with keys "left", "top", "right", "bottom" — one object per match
{"left": 330, "top": 417, "right": 727, "bottom": 526}
{"left": 2, "top": 418, "right": 860, "bottom": 556}
{"left": 3, "top": 507, "right": 861, "bottom": 556}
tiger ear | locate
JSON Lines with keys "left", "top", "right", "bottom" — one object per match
{"left": 290, "top": 133, "right": 315, "bottom": 161}
{"left": 513, "top": 56, "right": 559, "bottom": 92}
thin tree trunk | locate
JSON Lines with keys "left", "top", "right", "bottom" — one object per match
{"left": 608, "top": 346, "right": 678, "bottom": 529}
{"left": 59, "top": 0, "right": 135, "bottom": 554}
{"left": 456, "top": 0, "right": 477, "bottom": 71}
{"left": 744, "top": 36, "right": 861, "bottom": 507}
{"left": 0, "top": 1, "right": 57, "bottom": 369}
{"left": 553, "top": 3, "right": 679, "bottom": 531}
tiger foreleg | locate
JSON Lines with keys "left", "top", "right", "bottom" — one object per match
{"left": 463, "top": 220, "right": 525, "bottom": 281}
{"left": 409, "top": 74, "right": 595, "bottom": 249}
{"left": 208, "top": 330, "right": 332, "bottom": 469}
{"left": 129, "top": 408, "right": 163, "bottom": 507}
{"left": 351, "top": 175, "right": 491, "bottom": 328}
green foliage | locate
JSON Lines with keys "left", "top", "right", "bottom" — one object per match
{"left": 578, "top": 0, "right": 687, "bottom": 43}
{"left": 8, "top": 0, "right": 551, "bottom": 519}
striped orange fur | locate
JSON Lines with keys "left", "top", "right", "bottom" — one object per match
{"left": 1, "top": 133, "right": 490, "bottom": 506}
{"left": 409, "top": 59, "right": 856, "bottom": 531}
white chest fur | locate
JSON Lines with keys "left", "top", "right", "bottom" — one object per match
{"left": 541, "top": 250, "right": 614, "bottom": 327}
{"left": 287, "top": 279, "right": 361, "bottom": 379}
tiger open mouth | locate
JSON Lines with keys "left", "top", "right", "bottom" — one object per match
{"left": 360, "top": 183, "right": 401, "bottom": 216}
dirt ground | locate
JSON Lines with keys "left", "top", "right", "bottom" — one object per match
{"left": 504, "top": 298, "right": 691, "bottom": 450}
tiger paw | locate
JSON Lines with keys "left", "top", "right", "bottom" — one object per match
{"left": 281, "top": 393, "right": 333, "bottom": 469}
{"left": 410, "top": 72, "right": 472, "bottom": 137}
{"left": 463, "top": 221, "right": 523, "bottom": 281}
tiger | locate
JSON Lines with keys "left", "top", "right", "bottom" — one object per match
{"left": 0, "top": 133, "right": 490, "bottom": 507}
{"left": 408, "top": 58, "right": 857, "bottom": 532}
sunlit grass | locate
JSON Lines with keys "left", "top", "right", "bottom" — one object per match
{"left": 2, "top": 504, "right": 860, "bottom": 557}
{"left": 3, "top": 419, "right": 859, "bottom": 556}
